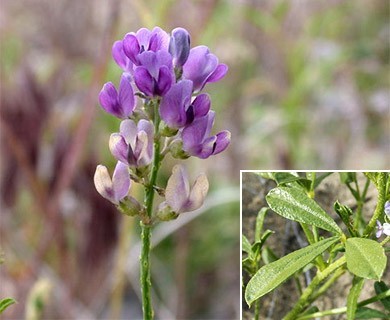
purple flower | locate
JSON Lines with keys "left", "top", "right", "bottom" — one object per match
{"left": 109, "top": 119, "right": 153, "bottom": 167}
{"left": 159, "top": 80, "right": 210, "bottom": 129}
{"left": 376, "top": 220, "right": 390, "bottom": 238}
{"left": 169, "top": 27, "right": 190, "bottom": 68}
{"left": 385, "top": 201, "right": 390, "bottom": 217}
{"left": 123, "top": 27, "right": 170, "bottom": 65}
{"left": 159, "top": 164, "right": 209, "bottom": 214}
{"left": 183, "top": 45, "right": 228, "bottom": 92}
{"left": 94, "top": 161, "right": 130, "bottom": 204}
{"left": 99, "top": 73, "right": 135, "bottom": 119}
{"left": 112, "top": 40, "right": 134, "bottom": 73}
{"left": 134, "top": 50, "right": 174, "bottom": 97}
{"left": 181, "top": 111, "right": 230, "bottom": 159}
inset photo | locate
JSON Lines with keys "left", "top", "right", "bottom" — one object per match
{"left": 241, "top": 172, "right": 390, "bottom": 320}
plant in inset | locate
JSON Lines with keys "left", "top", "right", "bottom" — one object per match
{"left": 243, "top": 172, "right": 390, "bottom": 320}
{"left": 94, "top": 27, "right": 229, "bottom": 319}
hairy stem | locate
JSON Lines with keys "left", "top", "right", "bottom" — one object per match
{"left": 282, "top": 256, "right": 346, "bottom": 320}
{"left": 364, "top": 173, "right": 387, "bottom": 236}
{"left": 140, "top": 224, "right": 153, "bottom": 319}
{"left": 140, "top": 99, "right": 162, "bottom": 320}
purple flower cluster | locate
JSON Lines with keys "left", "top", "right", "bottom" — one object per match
{"left": 94, "top": 27, "right": 230, "bottom": 217}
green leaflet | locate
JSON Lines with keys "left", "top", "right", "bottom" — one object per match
{"left": 245, "top": 236, "right": 339, "bottom": 306}
{"left": 345, "top": 238, "right": 387, "bottom": 280}
{"left": 266, "top": 187, "right": 342, "bottom": 235}
{"left": 347, "top": 276, "right": 365, "bottom": 320}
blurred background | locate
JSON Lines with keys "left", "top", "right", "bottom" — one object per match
{"left": 0, "top": 0, "right": 389, "bottom": 319}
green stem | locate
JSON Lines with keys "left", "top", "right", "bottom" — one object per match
{"left": 140, "top": 99, "right": 162, "bottom": 320}
{"left": 380, "top": 236, "right": 390, "bottom": 246}
{"left": 282, "top": 256, "right": 346, "bottom": 320}
{"left": 354, "top": 177, "right": 370, "bottom": 231}
{"left": 140, "top": 224, "right": 153, "bottom": 320}
{"left": 364, "top": 173, "right": 387, "bottom": 237}
{"left": 309, "top": 267, "right": 345, "bottom": 302}
{"left": 254, "top": 298, "right": 260, "bottom": 320}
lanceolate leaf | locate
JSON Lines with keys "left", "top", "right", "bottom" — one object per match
{"left": 245, "top": 236, "right": 339, "bottom": 306}
{"left": 347, "top": 276, "right": 365, "bottom": 320}
{"left": 266, "top": 187, "right": 342, "bottom": 234}
{"left": 242, "top": 235, "right": 252, "bottom": 255}
{"left": 255, "top": 208, "right": 269, "bottom": 243}
{"left": 345, "top": 238, "right": 386, "bottom": 280}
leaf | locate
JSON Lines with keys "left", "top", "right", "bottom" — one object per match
{"left": 345, "top": 238, "right": 387, "bottom": 280}
{"left": 301, "top": 306, "right": 320, "bottom": 316}
{"left": 340, "top": 172, "right": 356, "bottom": 184}
{"left": 256, "top": 172, "right": 275, "bottom": 180}
{"left": 255, "top": 208, "right": 269, "bottom": 242}
{"left": 274, "top": 172, "right": 302, "bottom": 185}
{"left": 374, "top": 281, "right": 390, "bottom": 311}
{"left": 242, "top": 235, "right": 252, "bottom": 255}
{"left": 347, "top": 276, "right": 365, "bottom": 320}
{"left": 364, "top": 173, "right": 380, "bottom": 187}
{"left": 266, "top": 187, "right": 342, "bottom": 234}
{"left": 273, "top": 172, "right": 313, "bottom": 191}
{"left": 313, "top": 173, "right": 332, "bottom": 188}
{"left": 245, "top": 236, "right": 339, "bottom": 306}
{"left": 261, "top": 246, "right": 278, "bottom": 265}
{"left": 334, "top": 201, "right": 357, "bottom": 237}
{"left": 355, "top": 307, "right": 389, "bottom": 319}
{"left": 252, "top": 230, "right": 273, "bottom": 254}
{"left": 242, "top": 257, "right": 254, "bottom": 274}
{"left": 0, "top": 298, "right": 17, "bottom": 314}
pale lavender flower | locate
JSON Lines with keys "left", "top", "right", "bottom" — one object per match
{"left": 181, "top": 111, "right": 230, "bottom": 159}
{"left": 159, "top": 80, "right": 210, "bottom": 129}
{"left": 123, "top": 27, "right": 170, "bottom": 65}
{"left": 134, "top": 50, "right": 174, "bottom": 97}
{"left": 99, "top": 73, "right": 135, "bottom": 119}
{"left": 183, "top": 45, "right": 228, "bottom": 92}
{"left": 112, "top": 40, "right": 134, "bottom": 73}
{"left": 158, "top": 164, "right": 209, "bottom": 215}
{"left": 384, "top": 201, "right": 390, "bottom": 217}
{"left": 376, "top": 221, "right": 390, "bottom": 238}
{"left": 94, "top": 161, "right": 130, "bottom": 204}
{"left": 169, "top": 27, "right": 190, "bottom": 68}
{"left": 109, "top": 119, "right": 153, "bottom": 167}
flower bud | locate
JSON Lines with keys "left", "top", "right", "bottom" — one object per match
{"left": 99, "top": 73, "right": 135, "bottom": 119}
{"left": 169, "top": 27, "right": 190, "bottom": 67}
